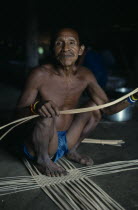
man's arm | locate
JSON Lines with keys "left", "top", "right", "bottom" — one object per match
{"left": 86, "top": 71, "right": 133, "bottom": 115}
{"left": 16, "top": 68, "right": 59, "bottom": 118}
{"left": 16, "top": 69, "right": 41, "bottom": 117}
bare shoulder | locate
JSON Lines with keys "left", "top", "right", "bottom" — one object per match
{"left": 27, "top": 64, "right": 55, "bottom": 83}
{"left": 29, "top": 64, "right": 54, "bottom": 78}
{"left": 78, "top": 66, "right": 96, "bottom": 81}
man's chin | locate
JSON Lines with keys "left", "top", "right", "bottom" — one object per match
{"left": 58, "top": 59, "right": 76, "bottom": 68}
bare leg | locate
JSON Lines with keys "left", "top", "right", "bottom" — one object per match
{"left": 66, "top": 101, "right": 101, "bottom": 165}
{"left": 26, "top": 117, "right": 67, "bottom": 176}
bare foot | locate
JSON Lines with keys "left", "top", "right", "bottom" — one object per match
{"left": 36, "top": 159, "right": 68, "bottom": 177}
{"left": 66, "top": 151, "right": 94, "bottom": 166}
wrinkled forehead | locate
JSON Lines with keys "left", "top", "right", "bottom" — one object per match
{"left": 55, "top": 29, "right": 80, "bottom": 43}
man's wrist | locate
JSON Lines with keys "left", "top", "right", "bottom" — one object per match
{"left": 30, "top": 101, "right": 39, "bottom": 114}
{"left": 127, "top": 95, "right": 138, "bottom": 104}
{"left": 131, "top": 95, "right": 138, "bottom": 101}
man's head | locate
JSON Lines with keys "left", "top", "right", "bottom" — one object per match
{"left": 51, "top": 28, "right": 85, "bottom": 68}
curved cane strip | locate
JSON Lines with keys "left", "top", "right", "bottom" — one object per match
{"left": 0, "top": 118, "right": 32, "bottom": 141}
{"left": 60, "top": 88, "right": 138, "bottom": 114}
{"left": 0, "top": 88, "right": 138, "bottom": 141}
{"left": 0, "top": 115, "right": 38, "bottom": 130}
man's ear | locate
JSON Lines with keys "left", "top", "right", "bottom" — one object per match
{"left": 78, "top": 45, "right": 85, "bottom": 56}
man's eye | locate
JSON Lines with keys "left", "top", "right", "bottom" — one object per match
{"left": 70, "top": 41, "right": 75, "bottom": 45}
{"left": 56, "top": 42, "right": 62, "bottom": 46}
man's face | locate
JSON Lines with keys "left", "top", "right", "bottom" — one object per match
{"left": 54, "top": 29, "right": 84, "bottom": 67}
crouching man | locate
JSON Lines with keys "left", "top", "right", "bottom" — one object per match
{"left": 16, "top": 28, "right": 138, "bottom": 176}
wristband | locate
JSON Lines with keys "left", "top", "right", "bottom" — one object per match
{"left": 30, "top": 101, "right": 39, "bottom": 114}
{"left": 33, "top": 101, "right": 39, "bottom": 111}
{"left": 131, "top": 95, "right": 138, "bottom": 101}
{"left": 127, "top": 96, "right": 137, "bottom": 104}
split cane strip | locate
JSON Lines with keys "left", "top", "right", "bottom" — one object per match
{"left": 60, "top": 88, "right": 138, "bottom": 114}
{"left": 0, "top": 118, "right": 32, "bottom": 140}
{"left": 0, "top": 88, "right": 138, "bottom": 134}
{"left": 1, "top": 159, "right": 138, "bottom": 209}
{"left": 82, "top": 178, "right": 125, "bottom": 210}
{"left": 85, "top": 178, "right": 125, "bottom": 209}
{"left": 82, "top": 139, "right": 125, "bottom": 146}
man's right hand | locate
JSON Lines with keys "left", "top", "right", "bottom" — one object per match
{"left": 36, "top": 100, "right": 60, "bottom": 118}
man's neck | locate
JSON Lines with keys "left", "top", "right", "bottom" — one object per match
{"left": 57, "top": 64, "right": 77, "bottom": 76}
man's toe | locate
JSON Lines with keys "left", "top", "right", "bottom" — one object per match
{"left": 86, "top": 159, "right": 94, "bottom": 166}
{"left": 80, "top": 158, "right": 86, "bottom": 164}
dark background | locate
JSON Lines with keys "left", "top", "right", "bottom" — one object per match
{"left": 0, "top": 0, "right": 137, "bottom": 88}
{"left": 0, "top": 3, "right": 138, "bottom": 210}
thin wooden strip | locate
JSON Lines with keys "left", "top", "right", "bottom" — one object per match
{"left": 1, "top": 88, "right": 137, "bottom": 132}
{"left": 41, "top": 186, "right": 65, "bottom": 210}
{"left": 54, "top": 184, "right": 80, "bottom": 210}
{"left": 82, "top": 139, "right": 125, "bottom": 146}
{"left": 63, "top": 182, "right": 90, "bottom": 209}
{"left": 58, "top": 157, "right": 76, "bottom": 170}
{"left": 72, "top": 180, "right": 103, "bottom": 210}
{"left": 57, "top": 183, "right": 81, "bottom": 210}
{"left": 0, "top": 186, "right": 40, "bottom": 196}
{"left": 61, "top": 182, "right": 84, "bottom": 209}
{"left": 60, "top": 88, "right": 138, "bottom": 114}
{"left": 0, "top": 118, "right": 31, "bottom": 141}
{"left": 77, "top": 160, "right": 138, "bottom": 171}
{"left": 78, "top": 178, "right": 112, "bottom": 210}
{"left": 56, "top": 159, "right": 68, "bottom": 170}
{"left": 79, "top": 166, "right": 138, "bottom": 177}
{"left": 22, "top": 158, "right": 135, "bottom": 209}
{"left": 25, "top": 165, "right": 65, "bottom": 210}
{"left": 50, "top": 185, "right": 73, "bottom": 210}
{"left": 85, "top": 178, "right": 125, "bottom": 210}
{"left": 23, "top": 159, "right": 138, "bottom": 187}
{"left": 24, "top": 159, "right": 69, "bottom": 210}
{"left": 0, "top": 115, "right": 38, "bottom": 130}
{"left": 80, "top": 178, "right": 117, "bottom": 210}
{"left": 0, "top": 158, "right": 136, "bottom": 209}
{"left": 68, "top": 180, "right": 97, "bottom": 210}
{"left": 65, "top": 182, "right": 89, "bottom": 209}
{"left": 78, "top": 162, "right": 138, "bottom": 172}
{"left": 62, "top": 157, "right": 76, "bottom": 169}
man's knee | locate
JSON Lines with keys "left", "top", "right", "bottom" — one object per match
{"left": 36, "top": 117, "right": 55, "bottom": 128}
{"left": 80, "top": 110, "right": 101, "bottom": 138}
{"left": 93, "top": 110, "right": 102, "bottom": 123}
{"left": 33, "top": 117, "right": 55, "bottom": 140}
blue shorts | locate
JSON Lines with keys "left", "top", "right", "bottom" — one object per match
{"left": 23, "top": 131, "right": 68, "bottom": 162}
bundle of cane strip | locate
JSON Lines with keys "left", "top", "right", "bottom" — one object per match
{"left": 0, "top": 88, "right": 138, "bottom": 141}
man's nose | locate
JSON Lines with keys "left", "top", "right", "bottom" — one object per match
{"left": 62, "top": 43, "right": 69, "bottom": 51}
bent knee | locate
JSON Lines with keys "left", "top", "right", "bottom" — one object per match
{"left": 92, "top": 110, "right": 102, "bottom": 122}
{"left": 36, "top": 117, "right": 55, "bottom": 128}
{"left": 86, "top": 101, "right": 102, "bottom": 122}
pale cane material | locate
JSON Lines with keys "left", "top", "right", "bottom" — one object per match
{"left": 0, "top": 88, "right": 138, "bottom": 138}
{"left": 1, "top": 158, "right": 138, "bottom": 209}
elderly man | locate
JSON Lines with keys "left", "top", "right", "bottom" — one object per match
{"left": 17, "top": 28, "right": 138, "bottom": 176}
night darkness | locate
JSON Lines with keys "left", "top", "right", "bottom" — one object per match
{"left": 0, "top": 0, "right": 138, "bottom": 87}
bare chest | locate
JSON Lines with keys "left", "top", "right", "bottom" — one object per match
{"left": 39, "top": 75, "right": 87, "bottom": 107}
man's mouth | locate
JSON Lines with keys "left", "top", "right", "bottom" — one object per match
{"left": 58, "top": 53, "right": 74, "bottom": 58}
